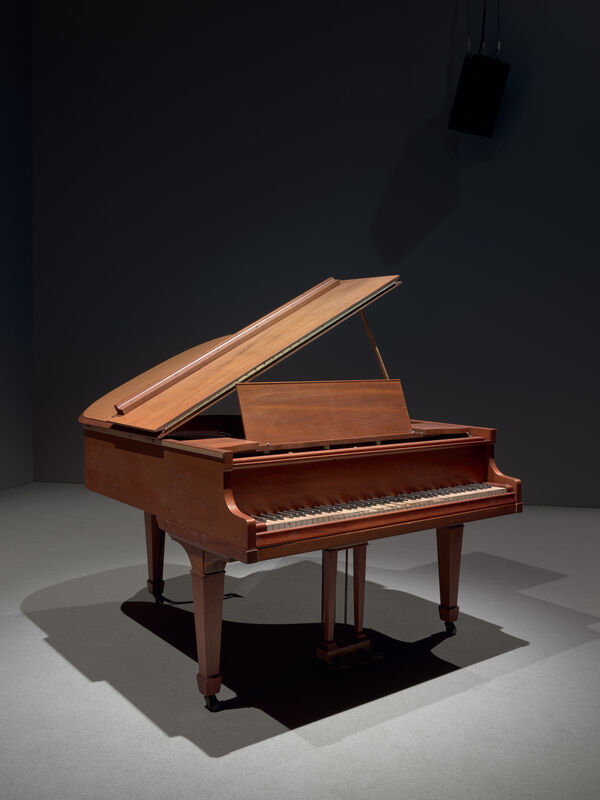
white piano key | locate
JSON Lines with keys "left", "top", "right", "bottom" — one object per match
{"left": 255, "top": 483, "right": 509, "bottom": 532}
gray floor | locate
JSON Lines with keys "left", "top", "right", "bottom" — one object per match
{"left": 1, "top": 483, "right": 599, "bottom": 800}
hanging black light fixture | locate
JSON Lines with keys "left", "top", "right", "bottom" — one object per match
{"left": 448, "top": 0, "right": 510, "bottom": 137}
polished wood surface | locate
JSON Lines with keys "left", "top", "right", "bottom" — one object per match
{"left": 144, "top": 513, "right": 165, "bottom": 598}
{"left": 82, "top": 275, "right": 399, "bottom": 435}
{"left": 164, "top": 436, "right": 260, "bottom": 453}
{"left": 177, "top": 543, "right": 227, "bottom": 699}
{"left": 436, "top": 524, "right": 464, "bottom": 623}
{"left": 317, "top": 544, "right": 371, "bottom": 663}
{"left": 238, "top": 380, "right": 411, "bottom": 447}
{"left": 353, "top": 544, "right": 367, "bottom": 641}
{"left": 80, "top": 336, "right": 230, "bottom": 425}
{"left": 84, "top": 429, "right": 254, "bottom": 553}
{"left": 230, "top": 432, "right": 490, "bottom": 467}
{"left": 79, "top": 273, "right": 522, "bottom": 707}
{"left": 115, "top": 278, "right": 340, "bottom": 416}
{"left": 231, "top": 439, "right": 491, "bottom": 517}
{"left": 320, "top": 549, "right": 338, "bottom": 650}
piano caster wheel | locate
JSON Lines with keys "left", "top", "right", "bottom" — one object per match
{"left": 154, "top": 594, "right": 165, "bottom": 605}
{"left": 204, "top": 694, "right": 221, "bottom": 712}
{"left": 445, "top": 622, "right": 456, "bottom": 636}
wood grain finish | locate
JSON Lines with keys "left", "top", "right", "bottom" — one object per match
{"left": 144, "top": 513, "right": 165, "bottom": 597}
{"left": 231, "top": 434, "right": 487, "bottom": 468}
{"left": 80, "top": 336, "right": 230, "bottom": 425}
{"left": 316, "top": 545, "right": 371, "bottom": 662}
{"left": 353, "top": 544, "right": 367, "bottom": 639}
{"left": 321, "top": 549, "right": 338, "bottom": 648}
{"left": 232, "top": 440, "right": 491, "bottom": 516}
{"left": 78, "top": 272, "right": 522, "bottom": 705}
{"left": 84, "top": 276, "right": 399, "bottom": 435}
{"left": 489, "top": 456, "right": 522, "bottom": 502}
{"left": 115, "top": 278, "right": 340, "bottom": 415}
{"left": 437, "top": 524, "right": 464, "bottom": 622}
{"left": 163, "top": 437, "right": 261, "bottom": 453}
{"left": 238, "top": 380, "right": 411, "bottom": 446}
{"left": 84, "top": 429, "right": 253, "bottom": 554}
{"left": 84, "top": 424, "right": 519, "bottom": 565}
{"left": 171, "top": 542, "right": 227, "bottom": 698}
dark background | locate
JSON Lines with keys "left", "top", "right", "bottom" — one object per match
{"left": 1, "top": 0, "right": 31, "bottom": 488}
{"left": 3, "top": 1, "right": 599, "bottom": 505}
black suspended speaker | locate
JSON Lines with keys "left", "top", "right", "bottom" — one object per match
{"left": 448, "top": 0, "right": 510, "bottom": 137}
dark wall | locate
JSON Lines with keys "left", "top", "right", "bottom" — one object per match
{"left": 1, "top": 1, "right": 32, "bottom": 489}
{"left": 32, "top": 1, "right": 600, "bottom": 506}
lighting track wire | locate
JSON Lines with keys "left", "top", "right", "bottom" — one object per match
{"left": 467, "top": 0, "right": 502, "bottom": 58}
{"left": 467, "top": 0, "right": 471, "bottom": 53}
{"left": 496, "top": 0, "right": 502, "bottom": 57}
{"left": 477, "top": 0, "right": 487, "bottom": 55}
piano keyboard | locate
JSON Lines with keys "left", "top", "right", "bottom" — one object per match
{"left": 253, "top": 482, "right": 508, "bottom": 531}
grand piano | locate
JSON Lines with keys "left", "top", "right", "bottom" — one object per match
{"left": 79, "top": 275, "right": 521, "bottom": 711}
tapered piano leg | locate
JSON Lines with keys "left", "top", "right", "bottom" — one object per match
{"left": 144, "top": 512, "right": 165, "bottom": 600}
{"left": 320, "top": 549, "right": 339, "bottom": 654}
{"left": 436, "top": 524, "right": 464, "bottom": 635}
{"left": 353, "top": 543, "right": 367, "bottom": 641}
{"left": 184, "top": 547, "right": 227, "bottom": 709}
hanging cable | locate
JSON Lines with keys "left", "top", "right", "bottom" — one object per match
{"left": 496, "top": 0, "right": 502, "bottom": 57}
{"left": 477, "top": 0, "right": 487, "bottom": 54}
{"left": 155, "top": 592, "right": 242, "bottom": 605}
{"left": 467, "top": 0, "right": 472, "bottom": 54}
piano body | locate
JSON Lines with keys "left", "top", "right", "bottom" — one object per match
{"left": 79, "top": 276, "right": 521, "bottom": 711}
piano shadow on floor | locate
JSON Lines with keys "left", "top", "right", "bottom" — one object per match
{"left": 20, "top": 557, "right": 545, "bottom": 754}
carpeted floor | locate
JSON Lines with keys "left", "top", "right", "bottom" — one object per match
{"left": 1, "top": 483, "right": 599, "bottom": 799}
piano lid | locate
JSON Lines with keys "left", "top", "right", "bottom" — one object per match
{"left": 81, "top": 275, "right": 400, "bottom": 436}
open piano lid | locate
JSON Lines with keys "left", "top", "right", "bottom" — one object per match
{"left": 81, "top": 275, "right": 400, "bottom": 436}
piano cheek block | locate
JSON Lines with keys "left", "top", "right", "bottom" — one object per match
{"left": 79, "top": 274, "right": 521, "bottom": 706}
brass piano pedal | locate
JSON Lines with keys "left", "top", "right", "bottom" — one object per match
{"left": 316, "top": 637, "right": 371, "bottom": 664}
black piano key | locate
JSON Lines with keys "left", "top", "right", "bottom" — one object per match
{"left": 254, "top": 482, "right": 499, "bottom": 529}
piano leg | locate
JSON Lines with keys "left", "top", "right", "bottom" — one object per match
{"left": 181, "top": 546, "right": 228, "bottom": 710}
{"left": 353, "top": 544, "right": 368, "bottom": 642}
{"left": 436, "top": 524, "right": 464, "bottom": 635}
{"left": 144, "top": 513, "right": 165, "bottom": 601}
{"left": 320, "top": 549, "right": 339, "bottom": 655}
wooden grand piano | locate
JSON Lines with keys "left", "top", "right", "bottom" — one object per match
{"left": 79, "top": 275, "right": 521, "bottom": 711}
